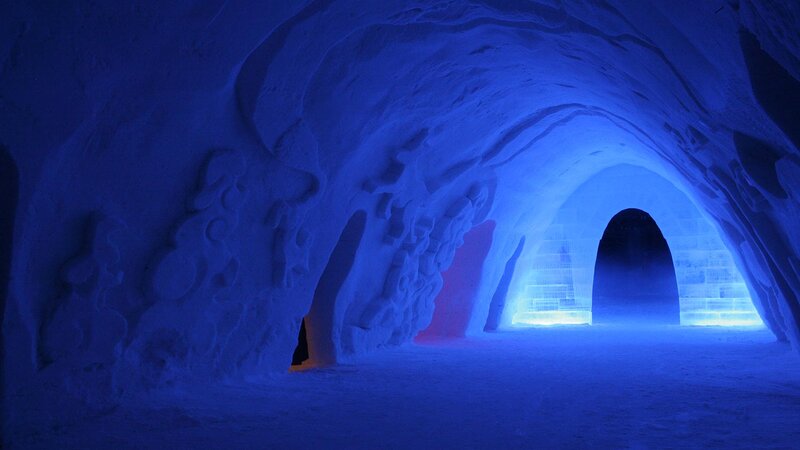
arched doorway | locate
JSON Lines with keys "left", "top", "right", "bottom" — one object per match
{"left": 592, "top": 208, "right": 679, "bottom": 324}
{"left": 293, "top": 210, "right": 367, "bottom": 367}
{"left": 510, "top": 165, "right": 761, "bottom": 327}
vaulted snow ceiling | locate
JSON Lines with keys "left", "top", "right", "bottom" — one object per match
{"left": 2, "top": 0, "right": 800, "bottom": 399}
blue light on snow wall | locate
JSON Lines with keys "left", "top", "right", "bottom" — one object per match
{"left": 510, "top": 164, "right": 762, "bottom": 327}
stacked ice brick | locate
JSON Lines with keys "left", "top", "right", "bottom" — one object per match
{"left": 511, "top": 165, "right": 762, "bottom": 327}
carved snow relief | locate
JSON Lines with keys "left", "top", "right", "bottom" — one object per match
{"left": 149, "top": 149, "right": 246, "bottom": 304}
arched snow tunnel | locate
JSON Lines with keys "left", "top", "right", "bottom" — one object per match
{"left": 6, "top": 2, "right": 800, "bottom": 446}
{"left": 506, "top": 164, "right": 762, "bottom": 328}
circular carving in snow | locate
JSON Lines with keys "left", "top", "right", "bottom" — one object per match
{"left": 152, "top": 250, "right": 197, "bottom": 300}
{"left": 206, "top": 218, "right": 230, "bottom": 242}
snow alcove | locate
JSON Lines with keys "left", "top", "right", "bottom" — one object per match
{"left": 508, "top": 164, "right": 762, "bottom": 328}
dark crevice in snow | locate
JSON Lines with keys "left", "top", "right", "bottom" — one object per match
{"left": 733, "top": 131, "right": 788, "bottom": 199}
{"left": 291, "top": 318, "right": 308, "bottom": 366}
{"left": 0, "top": 144, "right": 17, "bottom": 402}
{"left": 739, "top": 29, "right": 800, "bottom": 150}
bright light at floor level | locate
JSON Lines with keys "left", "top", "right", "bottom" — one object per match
{"left": 681, "top": 311, "right": 764, "bottom": 327}
{"left": 512, "top": 310, "right": 592, "bottom": 326}
{"left": 511, "top": 307, "right": 764, "bottom": 327}
{"left": 678, "top": 287, "right": 763, "bottom": 326}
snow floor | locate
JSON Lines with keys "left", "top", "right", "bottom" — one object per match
{"left": 15, "top": 325, "right": 800, "bottom": 449}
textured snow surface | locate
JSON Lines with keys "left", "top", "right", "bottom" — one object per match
{"left": 10, "top": 326, "right": 800, "bottom": 449}
{"left": 3, "top": 0, "right": 800, "bottom": 437}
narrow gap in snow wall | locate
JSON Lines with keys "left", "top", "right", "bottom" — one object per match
{"left": 0, "top": 145, "right": 18, "bottom": 395}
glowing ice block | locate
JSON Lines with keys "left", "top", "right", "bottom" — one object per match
{"left": 509, "top": 165, "right": 763, "bottom": 328}
{"left": 512, "top": 310, "right": 591, "bottom": 326}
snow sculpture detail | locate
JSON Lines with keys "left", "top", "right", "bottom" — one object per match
{"left": 131, "top": 149, "right": 249, "bottom": 386}
{"left": 343, "top": 182, "right": 491, "bottom": 353}
{"left": 149, "top": 149, "right": 246, "bottom": 304}
{"left": 42, "top": 213, "right": 127, "bottom": 401}
{"left": 267, "top": 200, "right": 312, "bottom": 289}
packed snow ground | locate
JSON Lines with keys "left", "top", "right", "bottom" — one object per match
{"left": 14, "top": 325, "right": 800, "bottom": 449}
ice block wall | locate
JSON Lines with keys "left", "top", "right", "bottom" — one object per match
{"left": 509, "top": 165, "right": 762, "bottom": 327}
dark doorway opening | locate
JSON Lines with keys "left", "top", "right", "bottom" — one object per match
{"left": 291, "top": 319, "right": 309, "bottom": 366}
{"left": 592, "top": 208, "right": 679, "bottom": 324}
{"left": 292, "top": 210, "right": 367, "bottom": 367}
